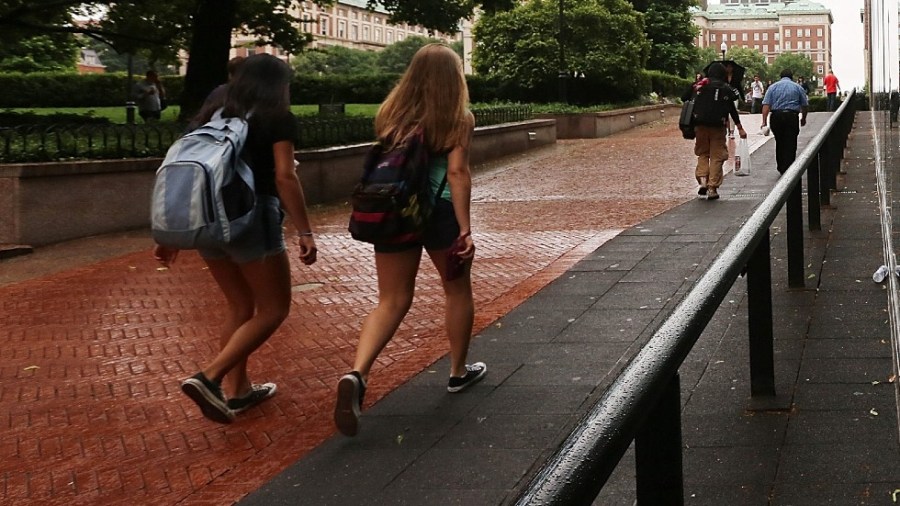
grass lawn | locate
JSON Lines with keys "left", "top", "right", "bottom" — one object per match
{"left": 3, "top": 104, "right": 380, "bottom": 124}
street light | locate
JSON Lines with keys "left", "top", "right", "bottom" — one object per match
{"left": 720, "top": 41, "right": 727, "bottom": 60}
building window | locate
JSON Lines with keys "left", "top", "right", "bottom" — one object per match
{"left": 375, "top": 28, "right": 382, "bottom": 42}
{"left": 351, "top": 24, "right": 358, "bottom": 40}
{"left": 817, "top": 64, "right": 824, "bottom": 74}
{"left": 805, "top": 28, "right": 810, "bottom": 37}
{"left": 763, "top": 44, "right": 769, "bottom": 52}
{"left": 320, "top": 17, "right": 328, "bottom": 36}
{"left": 352, "top": 11, "right": 358, "bottom": 19}
{"left": 817, "top": 40, "right": 823, "bottom": 49}
{"left": 363, "top": 25, "right": 370, "bottom": 41}
{"left": 387, "top": 30, "right": 393, "bottom": 44}
{"left": 817, "top": 28, "right": 823, "bottom": 36}
{"left": 338, "top": 20, "right": 346, "bottom": 38}
{"left": 785, "top": 41, "right": 791, "bottom": 50}
{"left": 742, "top": 33, "right": 748, "bottom": 41}
{"left": 754, "top": 33, "right": 759, "bottom": 41}
{"left": 763, "top": 32, "right": 768, "bottom": 41}
{"left": 730, "top": 33, "right": 736, "bottom": 41}
{"left": 711, "top": 33, "right": 717, "bottom": 42}
{"left": 775, "top": 44, "right": 780, "bottom": 51}
{"left": 398, "top": 32, "right": 404, "bottom": 41}
{"left": 785, "top": 28, "right": 791, "bottom": 37}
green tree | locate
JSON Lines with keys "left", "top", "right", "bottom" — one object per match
{"left": 771, "top": 51, "right": 815, "bottom": 83}
{"left": 292, "top": 45, "right": 379, "bottom": 76}
{"left": 376, "top": 35, "right": 442, "bottom": 73}
{"left": 0, "top": 33, "right": 79, "bottom": 72}
{"left": 473, "top": 0, "right": 649, "bottom": 103}
{"left": 632, "top": 0, "right": 698, "bottom": 78}
{"left": 692, "top": 46, "right": 720, "bottom": 77}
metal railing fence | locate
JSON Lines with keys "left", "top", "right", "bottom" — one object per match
{"left": 514, "top": 91, "right": 857, "bottom": 506}
{"left": 0, "top": 105, "right": 534, "bottom": 163}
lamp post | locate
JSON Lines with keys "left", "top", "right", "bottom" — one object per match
{"left": 720, "top": 41, "right": 727, "bottom": 60}
{"left": 557, "top": 0, "right": 567, "bottom": 103}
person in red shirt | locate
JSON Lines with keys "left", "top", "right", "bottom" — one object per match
{"left": 823, "top": 70, "right": 841, "bottom": 112}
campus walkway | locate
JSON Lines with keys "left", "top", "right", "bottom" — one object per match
{"left": 1, "top": 112, "right": 897, "bottom": 505}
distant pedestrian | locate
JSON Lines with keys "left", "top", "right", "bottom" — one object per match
{"left": 682, "top": 62, "right": 746, "bottom": 201}
{"left": 334, "top": 43, "right": 483, "bottom": 437}
{"left": 153, "top": 54, "right": 318, "bottom": 424}
{"left": 133, "top": 70, "right": 165, "bottom": 122}
{"left": 823, "top": 70, "right": 841, "bottom": 111}
{"left": 760, "top": 69, "right": 809, "bottom": 175}
{"left": 750, "top": 75, "right": 765, "bottom": 114}
{"left": 797, "top": 76, "right": 811, "bottom": 95}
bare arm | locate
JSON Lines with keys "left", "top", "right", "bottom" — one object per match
{"left": 447, "top": 113, "right": 475, "bottom": 259}
{"left": 273, "top": 140, "right": 317, "bottom": 265}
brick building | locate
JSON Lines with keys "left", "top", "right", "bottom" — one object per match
{"left": 229, "top": 0, "right": 461, "bottom": 61}
{"left": 692, "top": 0, "right": 833, "bottom": 89}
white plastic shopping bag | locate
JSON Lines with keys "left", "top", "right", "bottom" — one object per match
{"left": 734, "top": 138, "right": 751, "bottom": 176}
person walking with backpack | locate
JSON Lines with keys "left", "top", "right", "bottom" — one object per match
{"left": 153, "top": 54, "right": 318, "bottom": 424}
{"left": 682, "top": 62, "right": 746, "bottom": 200}
{"left": 760, "top": 69, "right": 809, "bottom": 176}
{"left": 334, "top": 43, "right": 482, "bottom": 437}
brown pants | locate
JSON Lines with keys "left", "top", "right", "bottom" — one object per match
{"left": 694, "top": 124, "right": 729, "bottom": 189}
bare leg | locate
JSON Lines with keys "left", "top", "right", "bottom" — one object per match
{"left": 352, "top": 248, "right": 421, "bottom": 379}
{"left": 201, "top": 253, "right": 292, "bottom": 395}
{"left": 426, "top": 248, "right": 475, "bottom": 378}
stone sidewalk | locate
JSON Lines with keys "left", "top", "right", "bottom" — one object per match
{"left": 240, "top": 112, "right": 900, "bottom": 506}
{"left": 1, "top": 113, "right": 736, "bottom": 506}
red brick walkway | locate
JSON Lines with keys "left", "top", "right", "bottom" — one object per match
{"left": 0, "top": 116, "right": 730, "bottom": 505}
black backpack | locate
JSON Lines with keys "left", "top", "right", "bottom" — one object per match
{"left": 692, "top": 81, "right": 735, "bottom": 127}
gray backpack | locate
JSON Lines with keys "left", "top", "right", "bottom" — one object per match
{"left": 150, "top": 110, "right": 256, "bottom": 250}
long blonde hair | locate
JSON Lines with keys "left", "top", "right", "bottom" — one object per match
{"left": 375, "top": 43, "right": 471, "bottom": 153}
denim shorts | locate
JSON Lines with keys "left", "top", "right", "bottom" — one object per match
{"left": 198, "top": 195, "right": 286, "bottom": 264}
{"left": 374, "top": 198, "right": 460, "bottom": 253}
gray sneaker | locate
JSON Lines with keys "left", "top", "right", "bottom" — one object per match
{"left": 227, "top": 383, "right": 277, "bottom": 414}
{"left": 334, "top": 372, "right": 366, "bottom": 436}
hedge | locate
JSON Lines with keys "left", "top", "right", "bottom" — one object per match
{"left": 0, "top": 69, "right": 674, "bottom": 109}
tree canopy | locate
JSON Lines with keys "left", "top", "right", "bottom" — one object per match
{"left": 473, "top": 0, "right": 650, "bottom": 103}
{"left": 632, "top": 0, "right": 698, "bottom": 78}
{"left": 771, "top": 52, "right": 815, "bottom": 83}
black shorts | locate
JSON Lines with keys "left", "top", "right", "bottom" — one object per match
{"left": 374, "top": 198, "right": 460, "bottom": 253}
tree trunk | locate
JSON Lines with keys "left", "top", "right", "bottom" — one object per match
{"left": 179, "top": 0, "right": 236, "bottom": 121}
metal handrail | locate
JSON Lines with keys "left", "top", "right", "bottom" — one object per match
{"left": 515, "top": 91, "right": 857, "bottom": 505}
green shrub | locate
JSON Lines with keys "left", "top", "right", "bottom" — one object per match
{"left": 645, "top": 70, "right": 692, "bottom": 99}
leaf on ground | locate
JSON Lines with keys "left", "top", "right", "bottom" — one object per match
{"left": 156, "top": 267, "right": 168, "bottom": 271}
{"left": 869, "top": 408, "right": 879, "bottom": 416}
{"left": 22, "top": 365, "right": 39, "bottom": 371}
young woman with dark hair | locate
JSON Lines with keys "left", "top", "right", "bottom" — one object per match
{"left": 154, "top": 54, "right": 318, "bottom": 423}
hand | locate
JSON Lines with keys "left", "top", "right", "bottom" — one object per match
{"left": 455, "top": 231, "right": 475, "bottom": 261}
{"left": 153, "top": 244, "right": 179, "bottom": 267}
{"left": 800, "top": 117, "right": 807, "bottom": 127}
{"left": 298, "top": 235, "right": 317, "bottom": 265}
{"left": 737, "top": 127, "right": 747, "bottom": 139}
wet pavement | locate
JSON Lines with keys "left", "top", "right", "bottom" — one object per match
{"left": 0, "top": 113, "right": 763, "bottom": 505}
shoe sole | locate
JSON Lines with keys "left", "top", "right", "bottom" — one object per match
{"left": 707, "top": 194, "right": 720, "bottom": 200}
{"left": 447, "top": 365, "right": 487, "bottom": 393}
{"left": 334, "top": 376, "right": 360, "bottom": 436}
{"left": 228, "top": 383, "right": 277, "bottom": 414}
{"left": 182, "top": 378, "right": 235, "bottom": 424}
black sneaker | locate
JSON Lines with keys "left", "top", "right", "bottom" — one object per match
{"left": 227, "top": 383, "right": 277, "bottom": 414}
{"left": 181, "top": 372, "right": 235, "bottom": 424}
{"left": 447, "top": 362, "right": 487, "bottom": 393}
{"left": 698, "top": 186, "right": 708, "bottom": 196}
{"left": 334, "top": 371, "right": 366, "bottom": 436}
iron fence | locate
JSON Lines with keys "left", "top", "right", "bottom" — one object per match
{"left": 0, "top": 105, "right": 535, "bottom": 163}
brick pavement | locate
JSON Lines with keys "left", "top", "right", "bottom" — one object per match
{"left": 0, "top": 114, "right": 766, "bottom": 505}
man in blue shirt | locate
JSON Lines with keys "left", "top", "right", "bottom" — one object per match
{"left": 760, "top": 69, "right": 809, "bottom": 175}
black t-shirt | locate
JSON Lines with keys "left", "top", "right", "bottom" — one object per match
{"left": 241, "top": 110, "right": 297, "bottom": 196}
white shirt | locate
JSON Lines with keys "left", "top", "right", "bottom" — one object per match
{"left": 751, "top": 80, "right": 765, "bottom": 99}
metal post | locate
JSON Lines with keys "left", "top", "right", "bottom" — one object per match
{"left": 635, "top": 373, "right": 684, "bottom": 506}
{"left": 125, "top": 53, "right": 136, "bottom": 125}
{"left": 827, "top": 132, "right": 839, "bottom": 190}
{"left": 819, "top": 144, "right": 832, "bottom": 206}
{"left": 807, "top": 149, "right": 822, "bottom": 230}
{"left": 786, "top": 179, "right": 805, "bottom": 288}
{"left": 557, "top": 0, "right": 567, "bottom": 104}
{"left": 747, "top": 231, "right": 776, "bottom": 396}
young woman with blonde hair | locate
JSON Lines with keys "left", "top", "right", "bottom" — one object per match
{"left": 335, "top": 43, "right": 483, "bottom": 436}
